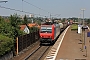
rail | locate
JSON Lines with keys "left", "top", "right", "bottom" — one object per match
{"left": 24, "top": 46, "right": 50, "bottom": 60}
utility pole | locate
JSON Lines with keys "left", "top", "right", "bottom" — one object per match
{"left": 50, "top": 14, "right": 51, "bottom": 20}
{"left": 80, "top": 13, "right": 81, "bottom": 24}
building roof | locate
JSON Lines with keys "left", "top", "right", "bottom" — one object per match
{"left": 28, "top": 23, "right": 36, "bottom": 27}
{"left": 20, "top": 25, "right": 27, "bottom": 30}
{"left": 28, "top": 23, "right": 40, "bottom": 29}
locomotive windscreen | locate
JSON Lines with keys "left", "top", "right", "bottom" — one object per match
{"left": 40, "top": 26, "right": 52, "bottom": 33}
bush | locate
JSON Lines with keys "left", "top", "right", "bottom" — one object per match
{"left": 0, "top": 34, "right": 14, "bottom": 56}
{"left": 29, "top": 27, "right": 39, "bottom": 32}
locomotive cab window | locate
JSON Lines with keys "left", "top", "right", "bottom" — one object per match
{"left": 40, "top": 27, "right": 52, "bottom": 33}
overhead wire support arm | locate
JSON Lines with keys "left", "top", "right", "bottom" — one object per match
{"left": 0, "top": 0, "right": 8, "bottom": 3}
{"left": 0, "top": 5, "right": 32, "bottom": 14}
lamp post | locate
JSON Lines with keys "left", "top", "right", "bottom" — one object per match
{"left": 80, "top": 9, "right": 85, "bottom": 52}
{"left": 81, "top": 9, "right": 85, "bottom": 26}
{"left": 82, "top": 26, "right": 88, "bottom": 57}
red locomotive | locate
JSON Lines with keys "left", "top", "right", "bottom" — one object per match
{"left": 40, "top": 22, "right": 60, "bottom": 44}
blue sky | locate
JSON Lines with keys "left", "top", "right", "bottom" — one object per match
{"left": 0, "top": 0, "right": 90, "bottom": 18}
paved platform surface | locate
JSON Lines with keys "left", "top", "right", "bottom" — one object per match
{"left": 56, "top": 26, "right": 90, "bottom": 60}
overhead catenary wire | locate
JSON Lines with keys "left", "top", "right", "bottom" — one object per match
{"left": 0, "top": 5, "right": 31, "bottom": 14}
{"left": 22, "top": 0, "right": 51, "bottom": 14}
{"left": 0, "top": 5, "right": 46, "bottom": 17}
{"left": 22, "top": 0, "right": 61, "bottom": 18}
{"left": 0, "top": 0, "right": 60, "bottom": 18}
{"left": 22, "top": 0, "right": 58, "bottom": 18}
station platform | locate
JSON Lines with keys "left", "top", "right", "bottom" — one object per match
{"left": 44, "top": 25, "right": 90, "bottom": 60}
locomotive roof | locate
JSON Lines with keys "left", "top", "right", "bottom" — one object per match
{"left": 42, "top": 22, "right": 53, "bottom": 25}
{"left": 41, "top": 23, "right": 59, "bottom": 27}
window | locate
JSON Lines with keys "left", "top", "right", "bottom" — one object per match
{"left": 40, "top": 27, "right": 52, "bottom": 33}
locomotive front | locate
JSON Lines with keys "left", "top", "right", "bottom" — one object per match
{"left": 40, "top": 24, "right": 55, "bottom": 44}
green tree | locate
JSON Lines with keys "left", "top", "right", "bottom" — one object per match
{"left": 0, "top": 34, "right": 14, "bottom": 56}
{"left": 87, "top": 19, "right": 90, "bottom": 24}
{"left": 61, "top": 18, "right": 66, "bottom": 22}
{"left": 23, "top": 15, "right": 28, "bottom": 26}
{"left": 0, "top": 16, "right": 9, "bottom": 35}
{"left": 9, "top": 14, "right": 23, "bottom": 39}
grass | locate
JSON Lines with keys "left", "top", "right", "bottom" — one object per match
{"left": 71, "top": 24, "right": 78, "bottom": 30}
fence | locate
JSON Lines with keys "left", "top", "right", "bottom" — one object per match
{"left": 15, "top": 30, "right": 40, "bottom": 55}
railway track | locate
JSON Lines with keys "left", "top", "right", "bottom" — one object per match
{"left": 24, "top": 26, "right": 67, "bottom": 60}
{"left": 24, "top": 46, "right": 50, "bottom": 60}
{"left": 12, "top": 25, "right": 68, "bottom": 60}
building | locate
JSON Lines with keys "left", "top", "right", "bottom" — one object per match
{"left": 28, "top": 23, "right": 40, "bottom": 29}
{"left": 20, "top": 25, "right": 30, "bottom": 34}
